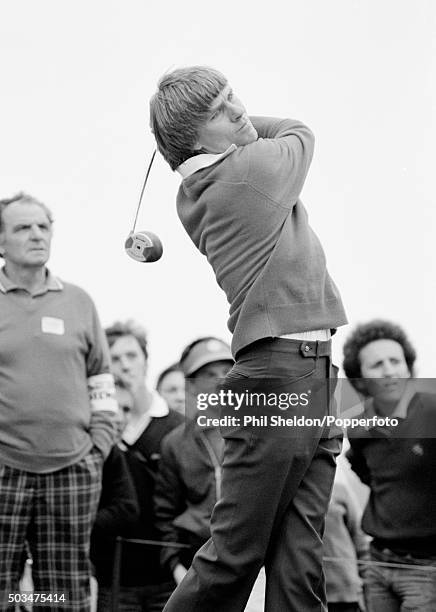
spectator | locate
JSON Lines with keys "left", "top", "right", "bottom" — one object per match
{"left": 0, "top": 193, "right": 118, "bottom": 611}
{"left": 323, "top": 460, "right": 369, "bottom": 612}
{"left": 90, "top": 444, "right": 140, "bottom": 596}
{"left": 154, "top": 338, "right": 233, "bottom": 586}
{"left": 156, "top": 364, "right": 185, "bottom": 414}
{"left": 97, "top": 321, "right": 183, "bottom": 612}
{"left": 115, "top": 380, "right": 135, "bottom": 431}
{"left": 344, "top": 320, "right": 436, "bottom": 612}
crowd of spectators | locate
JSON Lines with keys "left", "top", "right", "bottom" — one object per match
{"left": 1, "top": 193, "right": 434, "bottom": 612}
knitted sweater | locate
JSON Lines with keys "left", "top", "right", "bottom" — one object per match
{"left": 177, "top": 116, "right": 347, "bottom": 356}
{"left": 0, "top": 269, "right": 116, "bottom": 472}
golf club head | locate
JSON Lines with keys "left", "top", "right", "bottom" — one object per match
{"left": 124, "top": 230, "right": 163, "bottom": 263}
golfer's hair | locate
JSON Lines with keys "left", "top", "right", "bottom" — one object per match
{"left": 149, "top": 66, "right": 227, "bottom": 170}
{"left": 342, "top": 319, "right": 416, "bottom": 389}
{"left": 0, "top": 193, "right": 53, "bottom": 258}
{"left": 105, "top": 320, "right": 148, "bottom": 360}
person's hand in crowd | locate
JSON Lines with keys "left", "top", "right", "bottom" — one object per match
{"left": 173, "top": 563, "right": 188, "bottom": 585}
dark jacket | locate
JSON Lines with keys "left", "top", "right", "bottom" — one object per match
{"left": 93, "top": 409, "right": 183, "bottom": 586}
{"left": 154, "top": 421, "right": 222, "bottom": 572}
{"left": 90, "top": 445, "right": 139, "bottom": 580}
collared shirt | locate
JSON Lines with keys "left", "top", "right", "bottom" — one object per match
{"left": 176, "top": 145, "right": 237, "bottom": 179}
{"left": 363, "top": 379, "right": 417, "bottom": 423}
{"left": 0, "top": 266, "right": 63, "bottom": 296}
{"left": 0, "top": 272, "right": 112, "bottom": 473}
{"left": 122, "top": 390, "right": 169, "bottom": 446}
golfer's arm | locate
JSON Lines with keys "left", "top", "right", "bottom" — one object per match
{"left": 247, "top": 116, "right": 315, "bottom": 205}
{"left": 250, "top": 116, "right": 314, "bottom": 146}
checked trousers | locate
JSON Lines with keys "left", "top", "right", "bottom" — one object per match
{"left": 0, "top": 447, "right": 102, "bottom": 611}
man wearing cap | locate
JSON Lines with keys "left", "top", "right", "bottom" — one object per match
{"left": 149, "top": 66, "right": 347, "bottom": 611}
{"left": 154, "top": 337, "right": 234, "bottom": 587}
{"left": 0, "top": 193, "right": 118, "bottom": 611}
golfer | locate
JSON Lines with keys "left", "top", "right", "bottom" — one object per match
{"left": 150, "top": 66, "right": 347, "bottom": 612}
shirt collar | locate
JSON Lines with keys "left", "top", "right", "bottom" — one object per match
{"left": 121, "top": 389, "right": 169, "bottom": 445}
{"left": 0, "top": 267, "right": 63, "bottom": 295}
{"left": 363, "top": 379, "right": 416, "bottom": 421}
{"left": 149, "top": 390, "right": 170, "bottom": 418}
{"left": 176, "top": 144, "right": 237, "bottom": 179}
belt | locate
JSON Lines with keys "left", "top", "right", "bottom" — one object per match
{"left": 372, "top": 540, "right": 436, "bottom": 560}
{"left": 298, "top": 339, "right": 331, "bottom": 358}
{"left": 236, "top": 336, "right": 332, "bottom": 360}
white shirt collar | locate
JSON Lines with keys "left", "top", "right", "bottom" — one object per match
{"left": 122, "top": 389, "right": 169, "bottom": 445}
{"left": 176, "top": 144, "right": 237, "bottom": 179}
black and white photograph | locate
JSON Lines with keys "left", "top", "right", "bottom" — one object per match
{"left": 1, "top": 1, "right": 435, "bottom": 610}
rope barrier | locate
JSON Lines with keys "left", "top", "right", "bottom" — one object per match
{"left": 108, "top": 543, "right": 436, "bottom": 611}
{"left": 119, "top": 537, "right": 191, "bottom": 549}
{"left": 324, "top": 556, "right": 436, "bottom": 572}
{"left": 114, "top": 539, "right": 436, "bottom": 571}
{"left": 113, "top": 540, "right": 436, "bottom": 572}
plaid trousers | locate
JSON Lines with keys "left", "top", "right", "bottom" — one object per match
{"left": 0, "top": 448, "right": 103, "bottom": 611}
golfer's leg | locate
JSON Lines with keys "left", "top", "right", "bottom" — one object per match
{"left": 163, "top": 433, "right": 307, "bottom": 612}
{"left": 264, "top": 436, "right": 341, "bottom": 612}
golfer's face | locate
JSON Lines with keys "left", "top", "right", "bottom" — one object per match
{"left": 194, "top": 84, "right": 258, "bottom": 154}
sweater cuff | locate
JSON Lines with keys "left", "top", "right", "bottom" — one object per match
{"left": 89, "top": 411, "right": 117, "bottom": 460}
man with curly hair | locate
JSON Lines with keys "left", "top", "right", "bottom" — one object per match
{"left": 343, "top": 320, "right": 436, "bottom": 612}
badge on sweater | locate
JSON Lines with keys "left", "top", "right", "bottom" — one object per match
{"left": 41, "top": 316, "right": 65, "bottom": 335}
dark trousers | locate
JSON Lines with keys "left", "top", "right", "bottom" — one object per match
{"left": 328, "top": 604, "right": 361, "bottom": 612}
{"left": 97, "top": 582, "right": 175, "bottom": 612}
{"left": 164, "top": 337, "right": 342, "bottom": 612}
